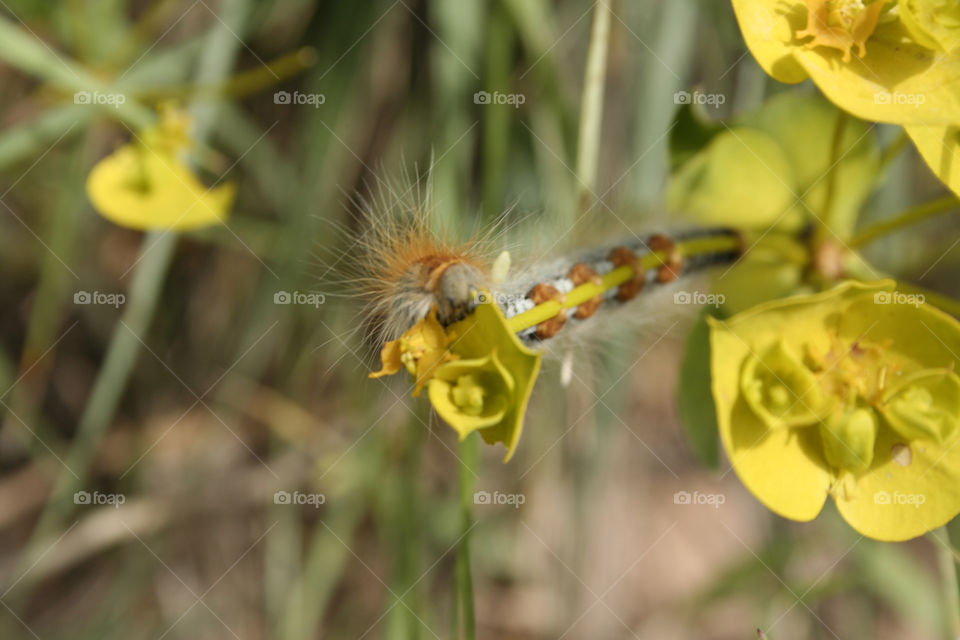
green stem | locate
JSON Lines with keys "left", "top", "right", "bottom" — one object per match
{"left": 456, "top": 435, "right": 477, "bottom": 640}
{"left": 849, "top": 196, "right": 959, "bottom": 248}
{"left": 814, "top": 109, "right": 849, "bottom": 245}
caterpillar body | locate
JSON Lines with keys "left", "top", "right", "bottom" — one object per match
{"left": 352, "top": 179, "right": 744, "bottom": 353}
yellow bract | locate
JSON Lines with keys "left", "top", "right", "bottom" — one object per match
{"left": 370, "top": 296, "right": 542, "bottom": 462}
{"left": 731, "top": 0, "right": 960, "bottom": 196}
{"left": 86, "top": 106, "right": 235, "bottom": 231}
{"left": 710, "top": 280, "right": 960, "bottom": 541}
{"left": 369, "top": 308, "right": 457, "bottom": 396}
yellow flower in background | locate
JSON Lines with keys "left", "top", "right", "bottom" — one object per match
{"left": 709, "top": 280, "right": 960, "bottom": 541}
{"left": 730, "top": 0, "right": 960, "bottom": 196}
{"left": 86, "top": 105, "right": 235, "bottom": 231}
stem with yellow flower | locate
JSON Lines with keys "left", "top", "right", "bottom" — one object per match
{"left": 455, "top": 435, "right": 478, "bottom": 640}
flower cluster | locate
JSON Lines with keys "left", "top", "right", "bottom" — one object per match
{"left": 709, "top": 280, "right": 960, "bottom": 540}
{"left": 371, "top": 296, "right": 541, "bottom": 462}
{"left": 731, "top": 0, "right": 960, "bottom": 197}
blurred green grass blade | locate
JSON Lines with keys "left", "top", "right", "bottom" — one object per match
{"left": 481, "top": 2, "right": 513, "bottom": 221}
{"left": 631, "top": 0, "right": 698, "bottom": 207}
{"left": 853, "top": 539, "right": 941, "bottom": 636}
{"left": 0, "top": 15, "right": 153, "bottom": 127}
{"left": 117, "top": 36, "right": 205, "bottom": 90}
{"left": 574, "top": 0, "right": 611, "bottom": 214}
{"left": 0, "top": 105, "right": 92, "bottom": 171}
{"left": 677, "top": 310, "right": 721, "bottom": 469}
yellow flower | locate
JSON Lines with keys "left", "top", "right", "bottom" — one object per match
{"left": 709, "top": 280, "right": 960, "bottom": 541}
{"left": 86, "top": 106, "right": 235, "bottom": 231}
{"left": 369, "top": 295, "right": 541, "bottom": 462}
{"left": 731, "top": 0, "right": 960, "bottom": 196}
{"left": 432, "top": 299, "right": 541, "bottom": 461}
{"left": 369, "top": 307, "right": 457, "bottom": 396}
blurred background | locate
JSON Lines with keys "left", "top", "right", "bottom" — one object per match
{"left": 0, "top": 0, "right": 956, "bottom": 638}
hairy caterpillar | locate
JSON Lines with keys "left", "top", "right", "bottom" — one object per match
{"left": 351, "top": 172, "right": 744, "bottom": 354}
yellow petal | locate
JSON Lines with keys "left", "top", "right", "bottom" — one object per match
{"left": 730, "top": 0, "right": 809, "bottom": 82}
{"left": 732, "top": 0, "right": 960, "bottom": 126}
{"left": 905, "top": 124, "right": 960, "bottom": 198}
{"left": 835, "top": 429, "right": 960, "bottom": 541}
{"left": 440, "top": 297, "right": 541, "bottom": 462}
{"left": 369, "top": 339, "right": 402, "bottom": 378}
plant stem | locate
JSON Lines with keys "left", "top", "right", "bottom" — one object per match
{"left": 849, "top": 196, "right": 959, "bottom": 248}
{"left": 456, "top": 435, "right": 477, "bottom": 640}
{"left": 814, "top": 109, "right": 849, "bottom": 245}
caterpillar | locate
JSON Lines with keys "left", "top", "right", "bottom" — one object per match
{"left": 343, "top": 171, "right": 747, "bottom": 460}
{"left": 351, "top": 177, "right": 744, "bottom": 350}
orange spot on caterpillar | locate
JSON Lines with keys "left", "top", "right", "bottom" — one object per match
{"left": 608, "top": 246, "right": 645, "bottom": 301}
{"left": 567, "top": 262, "right": 603, "bottom": 319}
{"left": 648, "top": 234, "right": 683, "bottom": 283}
{"left": 528, "top": 283, "right": 566, "bottom": 339}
